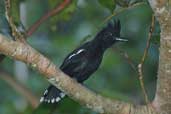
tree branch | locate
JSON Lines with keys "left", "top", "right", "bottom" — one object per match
{"left": 0, "top": 34, "right": 156, "bottom": 114}
{"left": 112, "top": 47, "right": 137, "bottom": 73}
{"left": 101, "top": 2, "right": 146, "bottom": 26}
{"left": 137, "top": 15, "right": 155, "bottom": 105}
{"left": 148, "top": 0, "right": 171, "bottom": 114}
{"left": 5, "top": 0, "right": 26, "bottom": 42}
{"left": 26, "top": 0, "right": 71, "bottom": 37}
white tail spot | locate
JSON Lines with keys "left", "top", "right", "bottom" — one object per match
{"left": 60, "top": 93, "right": 66, "bottom": 98}
{"left": 51, "top": 98, "right": 55, "bottom": 103}
{"left": 40, "top": 97, "right": 44, "bottom": 102}
{"left": 56, "top": 97, "right": 61, "bottom": 102}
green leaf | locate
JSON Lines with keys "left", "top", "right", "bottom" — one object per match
{"left": 0, "top": 0, "right": 22, "bottom": 25}
{"left": 115, "top": 0, "right": 130, "bottom": 7}
{"left": 48, "top": 0, "right": 77, "bottom": 31}
{"left": 99, "top": 0, "right": 116, "bottom": 12}
{"left": 0, "top": 0, "right": 5, "bottom": 15}
{"left": 0, "top": 0, "right": 11, "bottom": 37}
{"left": 11, "top": 0, "right": 21, "bottom": 24}
{"left": 0, "top": 15, "right": 11, "bottom": 36}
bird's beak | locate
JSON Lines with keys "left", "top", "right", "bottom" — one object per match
{"left": 115, "top": 37, "right": 128, "bottom": 42}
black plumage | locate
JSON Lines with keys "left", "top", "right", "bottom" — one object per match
{"left": 40, "top": 20, "right": 127, "bottom": 103}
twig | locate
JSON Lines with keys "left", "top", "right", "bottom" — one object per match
{"left": 26, "top": 0, "right": 71, "bottom": 37}
{"left": 0, "top": 70, "right": 39, "bottom": 108}
{"left": 137, "top": 15, "right": 155, "bottom": 105}
{"left": 101, "top": 2, "right": 146, "bottom": 26}
{"left": 112, "top": 47, "right": 137, "bottom": 73}
{"left": 4, "top": 0, "right": 26, "bottom": 43}
{"left": 5, "top": 0, "right": 71, "bottom": 41}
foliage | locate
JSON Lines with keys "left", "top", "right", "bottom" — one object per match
{"left": 98, "top": 0, "right": 116, "bottom": 12}
{"left": 0, "top": 0, "right": 160, "bottom": 114}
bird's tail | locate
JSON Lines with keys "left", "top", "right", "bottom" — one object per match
{"left": 40, "top": 85, "right": 65, "bottom": 103}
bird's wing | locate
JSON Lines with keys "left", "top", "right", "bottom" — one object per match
{"left": 60, "top": 48, "right": 87, "bottom": 72}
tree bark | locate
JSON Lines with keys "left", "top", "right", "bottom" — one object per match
{"left": 148, "top": 0, "right": 171, "bottom": 114}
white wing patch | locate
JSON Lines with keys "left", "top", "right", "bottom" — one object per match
{"left": 68, "top": 49, "right": 85, "bottom": 59}
{"left": 68, "top": 54, "right": 76, "bottom": 59}
{"left": 76, "top": 49, "right": 85, "bottom": 54}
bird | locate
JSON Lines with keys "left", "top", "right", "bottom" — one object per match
{"left": 40, "top": 20, "right": 128, "bottom": 104}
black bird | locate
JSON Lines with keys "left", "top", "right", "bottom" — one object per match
{"left": 40, "top": 20, "right": 127, "bottom": 103}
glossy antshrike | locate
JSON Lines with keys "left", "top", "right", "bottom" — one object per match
{"left": 40, "top": 20, "right": 128, "bottom": 103}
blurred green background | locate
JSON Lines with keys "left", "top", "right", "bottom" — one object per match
{"left": 0, "top": 0, "right": 160, "bottom": 114}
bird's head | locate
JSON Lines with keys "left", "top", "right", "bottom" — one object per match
{"left": 95, "top": 20, "right": 127, "bottom": 49}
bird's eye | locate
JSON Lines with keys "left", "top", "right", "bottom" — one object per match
{"left": 104, "top": 32, "right": 113, "bottom": 39}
